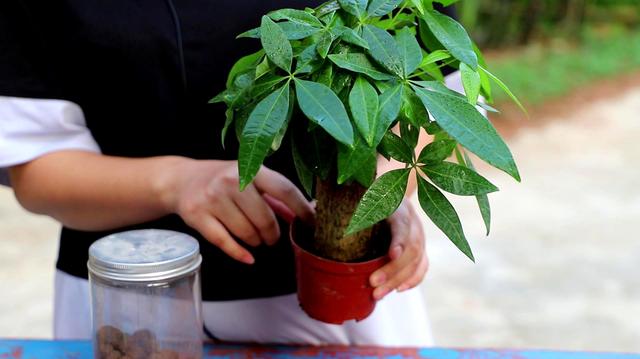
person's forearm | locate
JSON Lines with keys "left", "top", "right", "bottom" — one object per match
{"left": 9, "top": 151, "right": 187, "bottom": 231}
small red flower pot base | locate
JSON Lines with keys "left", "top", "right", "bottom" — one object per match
{"left": 290, "top": 220, "right": 390, "bottom": 325}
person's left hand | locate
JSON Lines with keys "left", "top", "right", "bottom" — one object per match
{"left": 369, "top": 199, "right": 429, "bottom": 300}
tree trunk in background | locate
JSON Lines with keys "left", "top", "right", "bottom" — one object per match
{"left": 520, "top": 0, "right": 541, "bottom": 45}
{"left": 564, "top": 0, "right": 587, "bottom": 39}
{"left": 313, "top": 179, "right": 373, "bottom": 262}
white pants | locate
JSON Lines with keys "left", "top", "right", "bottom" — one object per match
{"left": 54, "top": 270, "right": 433, "bottom": 346}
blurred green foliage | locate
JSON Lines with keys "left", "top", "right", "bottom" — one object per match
{"left": 458, "top": 0, "right": 640, "bottom": 48}
{"left": 489, "top": 27, "right": 640, "bottom": 104}
{"left": 457, "top": 1, "right": 640, "bottom": 105}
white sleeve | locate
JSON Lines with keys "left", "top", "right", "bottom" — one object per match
{"left": 0, "top": 96, "right": 101, "bottom": 168}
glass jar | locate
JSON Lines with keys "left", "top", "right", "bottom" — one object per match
{"left": 88, "top": 229, "right": 203, "bottom": 359}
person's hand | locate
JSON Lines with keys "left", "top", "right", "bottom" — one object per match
{"left": 165, "top": 159, "right": 314, "bottom": 265}
{"left": 369, "top": 199, "right": 429, "bottom": 300}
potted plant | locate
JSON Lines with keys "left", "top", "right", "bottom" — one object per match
{"left": 211, "top": 0, "right": 523, "bottom": 324}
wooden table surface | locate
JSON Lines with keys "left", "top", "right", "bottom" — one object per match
{"left": 0, "top": 340, "right": 638, "bottom": 358}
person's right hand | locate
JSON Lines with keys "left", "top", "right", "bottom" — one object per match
{"left": 164, "top": 160, "right": 314, "bottom": 265}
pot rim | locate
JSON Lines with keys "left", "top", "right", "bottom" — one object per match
{"left": 289, "top": 219, "right": 389, "bottom": 274}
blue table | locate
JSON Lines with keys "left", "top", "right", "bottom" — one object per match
{"left": 0, "top": 340, "right": 638, "bottom": 358}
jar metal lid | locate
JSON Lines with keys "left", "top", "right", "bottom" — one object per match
{"left": 88, "top": 229, "right": 202, "bottom": 282}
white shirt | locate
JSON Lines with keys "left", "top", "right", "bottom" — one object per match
{"left": 0, "top": 97, "right": 101, "bottom": 185}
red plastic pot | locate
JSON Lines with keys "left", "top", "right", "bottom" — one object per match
{"left": 290, "top": 220, "right": 390, "bottom": 324}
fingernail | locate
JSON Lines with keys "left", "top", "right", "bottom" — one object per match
{"left": 371, "top": 273, "right": 386, "bottom": 286}
{"left": 374, "top": 287, "right": 389, "bottom": 301}
{"left": 397, "top": 284, "right": 409, "bottom": 292}
{"left": 243, "top": 254, "right": 255, "bottom": 265}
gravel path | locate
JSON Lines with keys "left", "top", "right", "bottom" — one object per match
{"left": 419, "top": 87, "right": 640, "bottom": 352}
{"left": 0, "top": 187, "right": 58, "bottom": 338}
{"left": 0, "top": 87, "right": 638, "bottom": 351}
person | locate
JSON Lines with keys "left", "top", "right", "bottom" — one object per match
{"left": 0, "top": 0, "right": 452, "bottom": 345}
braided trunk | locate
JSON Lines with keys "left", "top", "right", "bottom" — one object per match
{"left": 312, "top": 178, "right": 373, "bottom": 262}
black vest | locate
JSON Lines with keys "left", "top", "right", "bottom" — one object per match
{"left": 1, "top": 0, "right": 454, "bottom": 301}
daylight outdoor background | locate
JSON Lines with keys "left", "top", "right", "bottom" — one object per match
{"left": 1, "top": 0, "right": 638, "bottom": 352}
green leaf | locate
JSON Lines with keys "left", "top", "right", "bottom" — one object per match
{"left": 422, "top": 10, "right": 478, "bottom": 70}
{"left": 269, "top": 8, "right": 323, "bottom": 28}
{"left": 316, "top": 1, "right": 341, "bottom": 17}
{"left": 478, "top": 102, "right": 499, "bottom": 113}
{"left": 291, "top": 138, "right": 314, "bottom": 197}
{"left": 367, "top": 0, "right": 403, "bottom": 17}
{"left": 418, "top": 18, "right": 445, "bottom": 53}
{"left": 453, "top": 145, "right": 465, "bottom": 165}
{"left": 346, "top": 168, "right": 410, "bottom": 235}
{"left": 239, "top": 23, "right": 321, "bottom": 41}
{"left": 417, "top": 60, "right": 444, "bottom": 81}
{"left": 338, "top": 133, "right": 377, "bottom": 186}
{"left": 255, "top": 56, "right": 271, "bottom": 79}
{"left": 417, "top": 175, "right": 474, "bottom": 261}
{"left": 331, "top": 70, "right": 353, "bottom": 96}
{"left": 237, "top": 27, "right": 261, "bottom": 39}
{"left": 295, "top": 44, "right": 322, "bottom": 74}
{"left": 279, "top": 21, "right": 323, "bottom": 40}
{"left": 463, "top": 152, "right": 491, "bottom": 235}
{"left": 479, "top": 65, "right": 527, "bottom": 114}
{"left": 226, "top": 50, "right": 264, "bottom": 88}
{"left": 328, "top": 53, "right": 395, "bottom": 81}
{"left": 420, "top": 49, "right": 451, "bottom": 67}
{"left": 338, "top": 0, "right": 368, "bottom": 19}
{"left": 317, "top": 30, "right": 337, "bottom": 58}
{"left": 412, "top": 80, "right": 465, "bottom": 99}
{"left": 317, "top": 64, "right": 334, "bottom": 88}
{"left": 271, "top": 88, "right": 295, "bottom": 151}
{"left": 295, "top": 79, "right": 354, "bottom": 146}
{"left": 349, "top": 76, "right": 379, "bottom": 146}
{"left": 474, "top": 43, "right": 493, "bottom": 103}
{"left": 380, "top": 132, "right": 414, "bottom": 163}
{"left": 353, "top": 157, "right": 377, "bottom": 187}
{"left": 418, "top": 139, "right": 456, "bottom": 163}
{"left": 409, "top": 0, "right": 424, "bottom": 14}
{"left": 375, "top": 13, "right": 415, "bottom": 30}
{"left": 238, "top": 83, "right": 290, "bottom": 190}
{"left": 401, "top": 86, "right": 428, "bottom": 127}
{"left": 421, "top": 161, "right": 498, "bottom": 196}
{"left": 433, "top": 0, "right": 460, "bottom": 5}
{"left": 371, "top": 83, "right": 403, "bottom": 147}
{"left": 260, "top": 16, "right": 293, "bottom": 72}
{"left": 362, "top": 25, "right": 403, "bottom": 76}
{"left": 412, "top": 85, "right": 520, "bottom": 181}
{"left": 249, "top": 75, "right": 287, "bottom": 100}
{"left": 234, "top": 105, "right": 251, "bottom": 140}
{"left": 227, "top": 72, "right": 256, "bottom": 108}
{"left": 209, "top": 91, "right": 226, "bottom": 104}
{"left": 338, "top": 26, "right": 370, "bottom": 49}
{"left": 293, "top": 126, "right": 335, "bottom": 181}
{"left": 460, "top": 63, "right": 481, "bottom": 104}
{"left": 425, "top": 121, "right": 442, "bottom": 135}
{"left": 400, "top": 122, "right": 419, "bottom": 148}
{"left": 396, "top": 27, "right": 423, "bottom": 76}
{"left": 221, "top": 108, "right": 234, "bottom": 148}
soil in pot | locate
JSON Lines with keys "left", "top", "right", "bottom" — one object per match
{"left": 294, "top": 220, "right": 391, "bottom": 262}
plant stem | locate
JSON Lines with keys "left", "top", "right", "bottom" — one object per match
{"left": 389, "top": 4, "right": 408, "bottom": 28}
{"left": 313, "top": 177, "right": 373, "bottom": 262}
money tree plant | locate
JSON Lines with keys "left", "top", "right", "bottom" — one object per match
{"left": 211, "top": 0, "right": 523, "bottom": 262}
